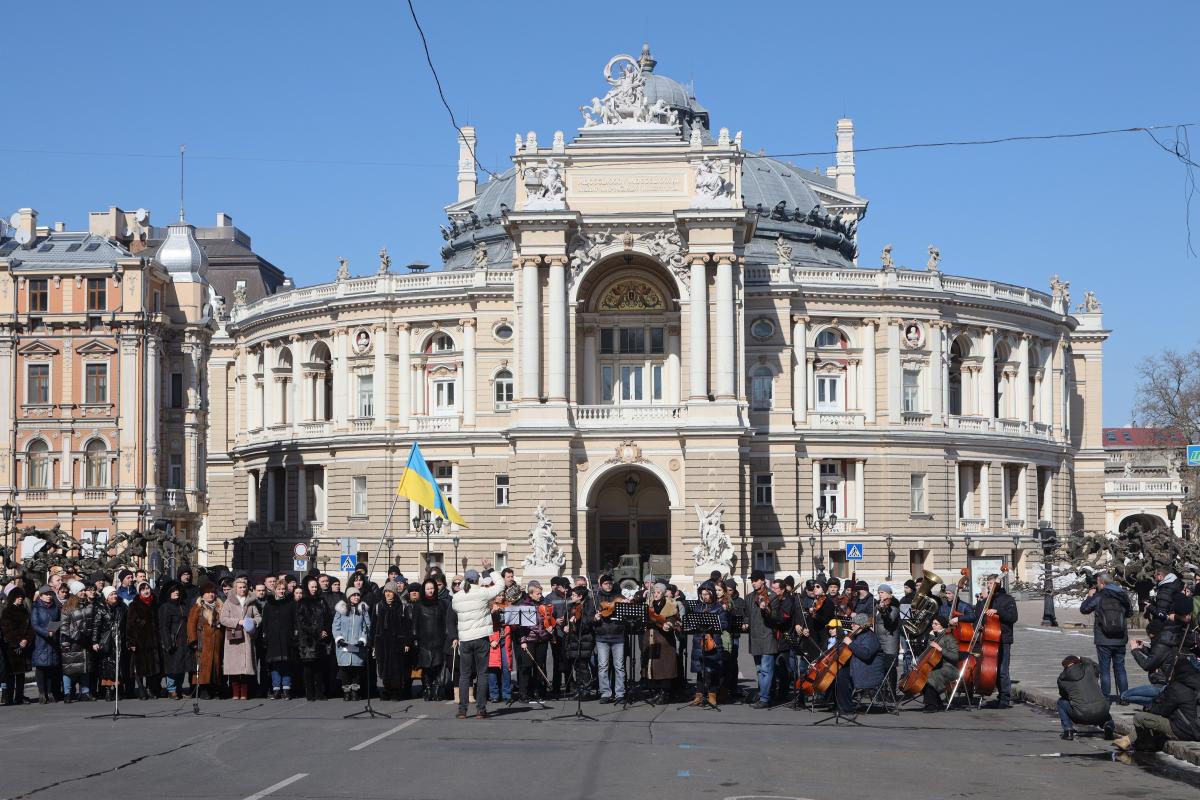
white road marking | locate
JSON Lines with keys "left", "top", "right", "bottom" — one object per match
{"left": 241, "top": 773, "right": 307, "bottom": 800}
{"left": 1022, "top": 626, "right": 1090, "bottom": 638}
{"left": 349, "top": 714, "right": 427, "bottom": 751}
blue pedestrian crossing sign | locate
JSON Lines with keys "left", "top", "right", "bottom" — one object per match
{"left": 340, "top": 554, "right": 358, "bottom": 572}
{"left": 1188, "top": 445, "right": 1200, "bottom": 467}
{"left": 845, "top": 542, "right": 864, "bottom": 561}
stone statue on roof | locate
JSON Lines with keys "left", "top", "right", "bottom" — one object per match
{"left": 692, "top": 156, "right": 733, "bottom": 209}
{"left": 336, "top": 257, "right": 350, "bottom": 282}
{"left": 881, "top": 243, "right": 895, "bottom": 270}
{"left": 927, "top": 244, "right": 941, "bottom": 272}
{"left": 378, "top": 248, "right": 391, "bottom": 275}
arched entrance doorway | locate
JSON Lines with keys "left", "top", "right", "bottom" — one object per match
{"left": 587, "top": 466, "right": 671, "bottom": 575}
{"left": 1119, "top": 512, "right": 1167, "bottom": 534}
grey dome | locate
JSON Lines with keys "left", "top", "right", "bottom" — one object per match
{"left": 441, "top": 169, "right": 516, "bottom": 271}
{"left": 155, "top": 220, "right": 208, "bottom": 278}
{"left": 741, "top": 157, "right": 857, "bottom": 267}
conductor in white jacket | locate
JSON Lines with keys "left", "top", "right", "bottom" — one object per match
{"left": 451, "top": 569, "right": 504, "bottom": 718}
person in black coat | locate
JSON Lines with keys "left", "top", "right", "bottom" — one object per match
{"left": 372, "top": 581, "right": 414, "bottom": 700}
{"left": 1115, "top": 654, "right": 1200, "bottom": 752}
{"left": 260, "top": 583, "right": 296, "bottom": 699}
{"left": 125, "top": 582, "right": 161, "bottom": 699}
{"left": 295, "top": 577, "right": 332, "bottom": 701}
{"left": 955, "top": 574, "right": 1018, "bottom": 708}
{"left": 411, "top": 578, "right": 455, "bottom": 700}
{"left": 157, "top": 583, "right": 192, "bottom": 699}
{"left": 562, "top": 585, "right": 597, "bottom": 699}
{"left": 91, "top": 587, "right": 128, "bottom": 702}
{"left": 1, "top": 588, "right": 33, "bottom": 705}
{"left": 1144, "top": 567, "right": 1186, "bottom": 642}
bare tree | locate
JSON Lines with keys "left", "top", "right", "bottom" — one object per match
{"left": 1136, "top": 346, "right": 1200, "bottom": 525}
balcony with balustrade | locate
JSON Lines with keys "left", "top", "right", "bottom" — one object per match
{"left": 572, "top": 404, "right": 688, "bottom": 429}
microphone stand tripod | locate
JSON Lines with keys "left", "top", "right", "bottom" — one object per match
{"left": 345, "top": 624, "right": 390, "bottom": 720}
{"left": 88, "top": 627, "right": 144, "bottom": 721}
{"left": 549, "top": 612, "right": 597, "bottom": 722}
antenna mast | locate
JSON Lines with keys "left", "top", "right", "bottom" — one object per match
{"left": 179, "top": 144, "right": 186, "bottom": 222}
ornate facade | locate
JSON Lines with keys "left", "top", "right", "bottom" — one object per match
{"left": 201, "top": 47, "right": 1109, "bottom": 585}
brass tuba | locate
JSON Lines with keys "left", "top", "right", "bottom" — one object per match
{"left": 902, "top": 569, "right": 943, "bottom": 640}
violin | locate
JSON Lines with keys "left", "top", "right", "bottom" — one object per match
{"left": 812, "top": 594, "right": 826, "bottom": 612}
{"left": 597, "top": 597, "right": 629, "bottom": 618}
{"left": 538, "top": 603, "right": 557, "bottom": 632}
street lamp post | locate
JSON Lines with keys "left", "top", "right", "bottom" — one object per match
{"left": 1038, "top": 526, "right": 1059, "bottom": 627}
{"left": 1, "top": 501, "right": 14, "bottom": 579}
{"left": 1166, "top": 501, "right": 1179, "bottom": 536}
{"left": 413, "top": 515, "right": 443, "bottom": 577}
{"left": 807, "top": 535, "right": 816, "bottom": 579}
{"left": 385, "top": 537, "right": 395, "bottom": 571}
{"left": 885, "top": 534, "right": 894, "bottom": 581}
{"left": 223, "top": 539, "right": 230, "bottom": 569}
{"left": 805, "top": 507, "right": 836, "bottom": 582}
{"left": 452, "top": 535, "right": 460, "bottom": 573}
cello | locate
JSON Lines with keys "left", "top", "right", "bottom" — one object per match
{"left": 949, "top": 565, "right": 1007, "bottom": 700}
{"left": 898, "top": 642, "right": 942, "bottom": 696}
{"left": 797, "top": 624, "right": 862, "bottom": 695}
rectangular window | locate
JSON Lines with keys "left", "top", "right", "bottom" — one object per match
{"left": 352, "top": 475, "right": 368, "bottom": 517}
{"left": 170, "top": 372, "right": 184, "bottom": 408}
{"left": 85, "top": 363, "right": 108, "bottom": 404}
{"left": 601, "top": 365, "right": 614, "bottom": 402}
{"left": 754, "top": 473, "right": 774, "bottom": 506}
{"left": 816, "top": 375, "right": 841, "bottom": 411}
{"left": 169, "top": 454, "right": 184, "bottom": 490}
{"left": 80, "top": 529, "right": 109, "bottom": 559}
{"left": 358, "top": 375, "right": 374, "bottom": 418}
{"left": 651, "top": 364, "right": 663, "bottom": 401}
{"left": 753, "top": 550, "right": 778, "bottom": 574}
{"left": 618, "top": 327, "right": 645, "bottom": 354}
{"left": 902, "top": 368, "right": 921, "bottom": 413}
{"left": 27, "top": 363, "right": 49, "bottom": 404}
{"left": 649, "top": 327, "right": 665, "bottom": 355}
{"left": 599, "top": 328, "right": 614, "bottom": 355}
{"left": 87, "top": 277, "right": 107, "bottom": 311}
{"left": 494, "top": 374, "right": 514, "bottom": 408}
{"left": 434, "top": 379, "right": 455, "bottom": 414}
{"left": 910, "top": 473, "right": 926, "bottom": 514}
{"left": 435, "top": 463, "right": 453, "bottom": 507}
{"left": 751, "top": 373, "right": 773, "bottom": 410}
{"left": 495, "top": 474, "right": 510, "bottom": 506}
{"left": 153, "top": 290, "right": 161, "bottom": 314}
{"left": 819, "top": 462, "right": 841, "bottom": 516}
{"left": 620, "top": 365, "right": 643, "bottom": 401}
{"left": 29, "top": 279, "right": 48, "bottom": 312}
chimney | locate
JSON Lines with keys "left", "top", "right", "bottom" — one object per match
{"left": 835, "top": 118, "right": 856, "bottom": 195}
{"left": 457, "top": 126, "right": 478, "bottom": 202}
{"left": 216, "top": 212, "right": 233, "bottom": 227}
{"left": 53, "top": 221, "right": 65, "bottom": 232}
{"left": 15, "top": 208, "right": 37, "bottom": 244}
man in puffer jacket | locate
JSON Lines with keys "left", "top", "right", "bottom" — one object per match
{"left": 450, "top": 569, "right": 503, "bottom": 719}
{"left": 1055, "top": 655, "right": 1114, "bottom": 741}
{"left": 1114, "top": 653, "right": 1200, "bottom": 752}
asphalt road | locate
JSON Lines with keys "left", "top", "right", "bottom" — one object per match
{"left": 1, "top": 691, "right": 1197, "bottom": 800}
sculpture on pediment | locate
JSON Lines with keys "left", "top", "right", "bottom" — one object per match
{"left": 692, "top": 156, "right": 733, "bottom": 209}
{"left": 523, "top": 159, "right": 567, "bottom": 210}
{"left": 1077, "top": 290, "right": 1101, "bottom": 313}
{"left": 568, "top": 228, "right": 615, "bottom": 278}
{"left": 473, "top": 243, "right": 488, "bottom": 268}
{"left": 336, "top": 257, "right": 350, "bottom": 282}
{"left": 580, "top": 54, "right": 678, "bottom": 128}
{"left": 232, "top": 282, "right": 247, "bottom": 307}
{"left": 880, "top": 243, "right": 895, "bottom": 270}
{"left": 775, "top": 234, "right": 793, "bottom": 264}
{"left": 1050, "top": 274, "right": 1071, "bottom": 308}
{"left": 646, "top": 228, "right": 688, "bottom": 271}
{"left": 692, "top": 503, "right": 734, "bottom": 571}
{"left": 524, "top": 503, "right": 566, "bottom": 570}
{"left": 378, "top": 248, "right": 391, "bottom": 274}
{"left": 927, "top": 244, "right": 941, "bottom": 272}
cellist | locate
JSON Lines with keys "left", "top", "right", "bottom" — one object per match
{"left": 953, "top": 573, "right": 1019, "bottom": 709}
{"left": 919, "top": 615, "right": 962, "bottom": 712}
{"left": 833, "top": 612, "right": 885, "bottom": 713}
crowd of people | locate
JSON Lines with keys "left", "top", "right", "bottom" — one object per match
{"left": 1, "top": 558, "right": 1196, "bottom": 757}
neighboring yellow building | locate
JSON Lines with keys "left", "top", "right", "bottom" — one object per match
{"left": 202, "top": 48, "right": 1109, "bottom": 585}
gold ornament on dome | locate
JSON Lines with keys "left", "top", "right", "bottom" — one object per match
{"left": 598, "top": 280, "right": 664, "bottom": 312}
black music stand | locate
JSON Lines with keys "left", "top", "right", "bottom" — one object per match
{"left": 610, "top": 603, "right": 654, "bottom": 709}
{"left": 678, "top": 612, "right": 722, "bottom": 712}
{"left": 810, "top": 667, "right": 862, "bottom": 727}
{"left": 345, "top": 639, "right": 390, "bottom": 720}
{"left": 502, "top": 607, "right": 550, "bottom": 707}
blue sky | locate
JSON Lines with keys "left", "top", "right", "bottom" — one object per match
{"left": 5, "top": 1, "right": 1197, "bottom": 425}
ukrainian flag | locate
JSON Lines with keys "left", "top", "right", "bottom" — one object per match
{"left": 395, "top": 443, "right": 468, "bottom": 527}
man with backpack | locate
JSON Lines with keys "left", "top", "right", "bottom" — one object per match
{"left": 1080, "top": 572, "right": 1133, "bottom": 702}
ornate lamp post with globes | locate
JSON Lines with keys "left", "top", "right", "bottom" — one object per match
{"left": 413, "top": 514, "right": 443, "bottom": 577}
{"left": 805, "top": 506, "right": 836, "bottom": 582}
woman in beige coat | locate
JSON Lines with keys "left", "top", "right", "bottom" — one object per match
{"left": 219, "top": 577, "right": 261, "bottom": 699}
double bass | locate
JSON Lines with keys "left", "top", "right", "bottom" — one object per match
{"left": 950, "top": 566, "right": 1006, "bottom": 698}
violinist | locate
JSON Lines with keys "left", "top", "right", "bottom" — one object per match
{"left": 593, "top": 574, "right": 627, "bottom": 704}
{"left": 561, "top": 585, "right": 596, "bottom": 699}
{"left": 688, "top": 583, "right": 728, "bottom": 707}
{"left": 546, "top": 577, "right": 571, "bottom": 697}
{"left": 714, "top": 580, "right": 742, "bottom": 698}
{"left": 919, "top": 615, "right": 961, "bottom": 712}
{"left": 953, "top": 573, "right": 1018, "bottom": 709}
{"left": 745, "top": 570, "right": 779, "bottom": 709}
{"left": 514, "top": 581, "right": 552, "bottom": 705}
{"left": 833, "top": 613, "right": 884, "bottom": 714}
{"left": 643, "top": 582, "right": 680, "bottom": 704}
{"left": 853, "top": 580, "right": 877, "bottom": 621}
{"left": 874, "top": 584, "right": 901, "bottom": 694}
{"left": 769, "top": 578, "right": 800, "bottom": 693}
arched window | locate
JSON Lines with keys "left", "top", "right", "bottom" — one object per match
{"left": 85, "top": 440, "right": 108, "bottom": 488}
{"left": 994, "top": 342, "right": 1010, "bottom": 419}
{"left": 277, "top": 347, "right": 293, "bottom": 424}
{"left": 430, "top": 334, "right": 455, "bottom": 353}
{"left": 815, "top": 328, "right": 848, "bottom": 349}
{"left": 949, "top": 337, "right": 969, "bottom": 416}
{"left": 27, "top": 440, "right": 50, "bottom": 489}
{"left": 494, "top": 369, "right": 514, "bottom": 410}
{"left": 750, "top": 366, "right": 774, "bottom": 411}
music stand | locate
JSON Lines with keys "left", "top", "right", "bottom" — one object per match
{"left": 549, "top": 622, "right": 598, "bottom": 722}
{"left": 88, "top": 627, "right": 145, "bottom": 721}
{"left": 345, "top": 639, "right": 390, "bottom": 720}
{"left": 810, "top": 668, "right": 863, "bottom": 727}
{"left": 610, "top": 604, "right": 654, "bottom": 709}
{"left": 678, "top": 612, "right": 722, "bottom": 712}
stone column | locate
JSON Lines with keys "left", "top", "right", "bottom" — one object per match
{"left": 462, "top": 318, "right": 477, "bottom": 426}
{"left": 332, "top": 330, "right": 348, "bottom": 426}
{"left": 715, "top": 256, "right": 736, "bottom": 399}
{"left": 980, "top": 462, "right": 991, "bottom": 529}
{"left": 247, "top": 471, "right": 258, "bottom": 524}
{"left": 928, "top": 323, "right": 943, "bottom": 423}
{"left": 886, "top": 319, "right": 901, "bottom": 424}
{"left": 982, "top": 328, "right": 996, "bottom": 419}
{"left": 297, "top": 466, "right": 307, "bottom": 526}
{"left": 667, "top": 325, "right": 681, "bottom": 404}
{"left": 261, "top": 340, "right": 276, "bottom": 428}
{"left": 0, "top": 340, "right": 11, "bottom": 491}
{"left": 792, "top": 315, "right": 807, "bottom": 426}
{"left": 397, "top": 323, "right": 411, "bottom": 427}
{"left": 811, "top": 460, "right": 821, "bottom": 514}
{"left": 1018, "top": 464, "right": 1029, "bottom": 522}
{"left": 855, "top": 459, "right": 866, "bottom": 530}
{"left": 1017, "top": 333, "right": 1030, "bottom": 423}
{"left": 863, "top": 319, "right": 877, "bottom": 423}
{"left": 290, "top": 335, "right": 304, "bottom": 426}
{"left": 689, "top": 257, "right": 709, "bottom": 400}
{"left": 520, "top": 260, "right": 542, "bottom": 401}
{"left": 118, "top": 336, "right": 138, "bottom": 486}
{"left": 146, "top": 336, "right": 161, "bottom": 492}
{"left": 547, "top": 258, "right": 567, "bottom": 402}
{"left": 232, "top": 347, "right": 245, "bottom": 436}
{"left": 412, "top": 363, "right": 426, "bottom": 417}
{"left": 581, "top": 325, "right": 597, "bottom": 404}
{"left": 374, "top": 325, "right": 388, "bottom": 428}
{"left": 266, "top": 469, "right": 277, "bottom": 524}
